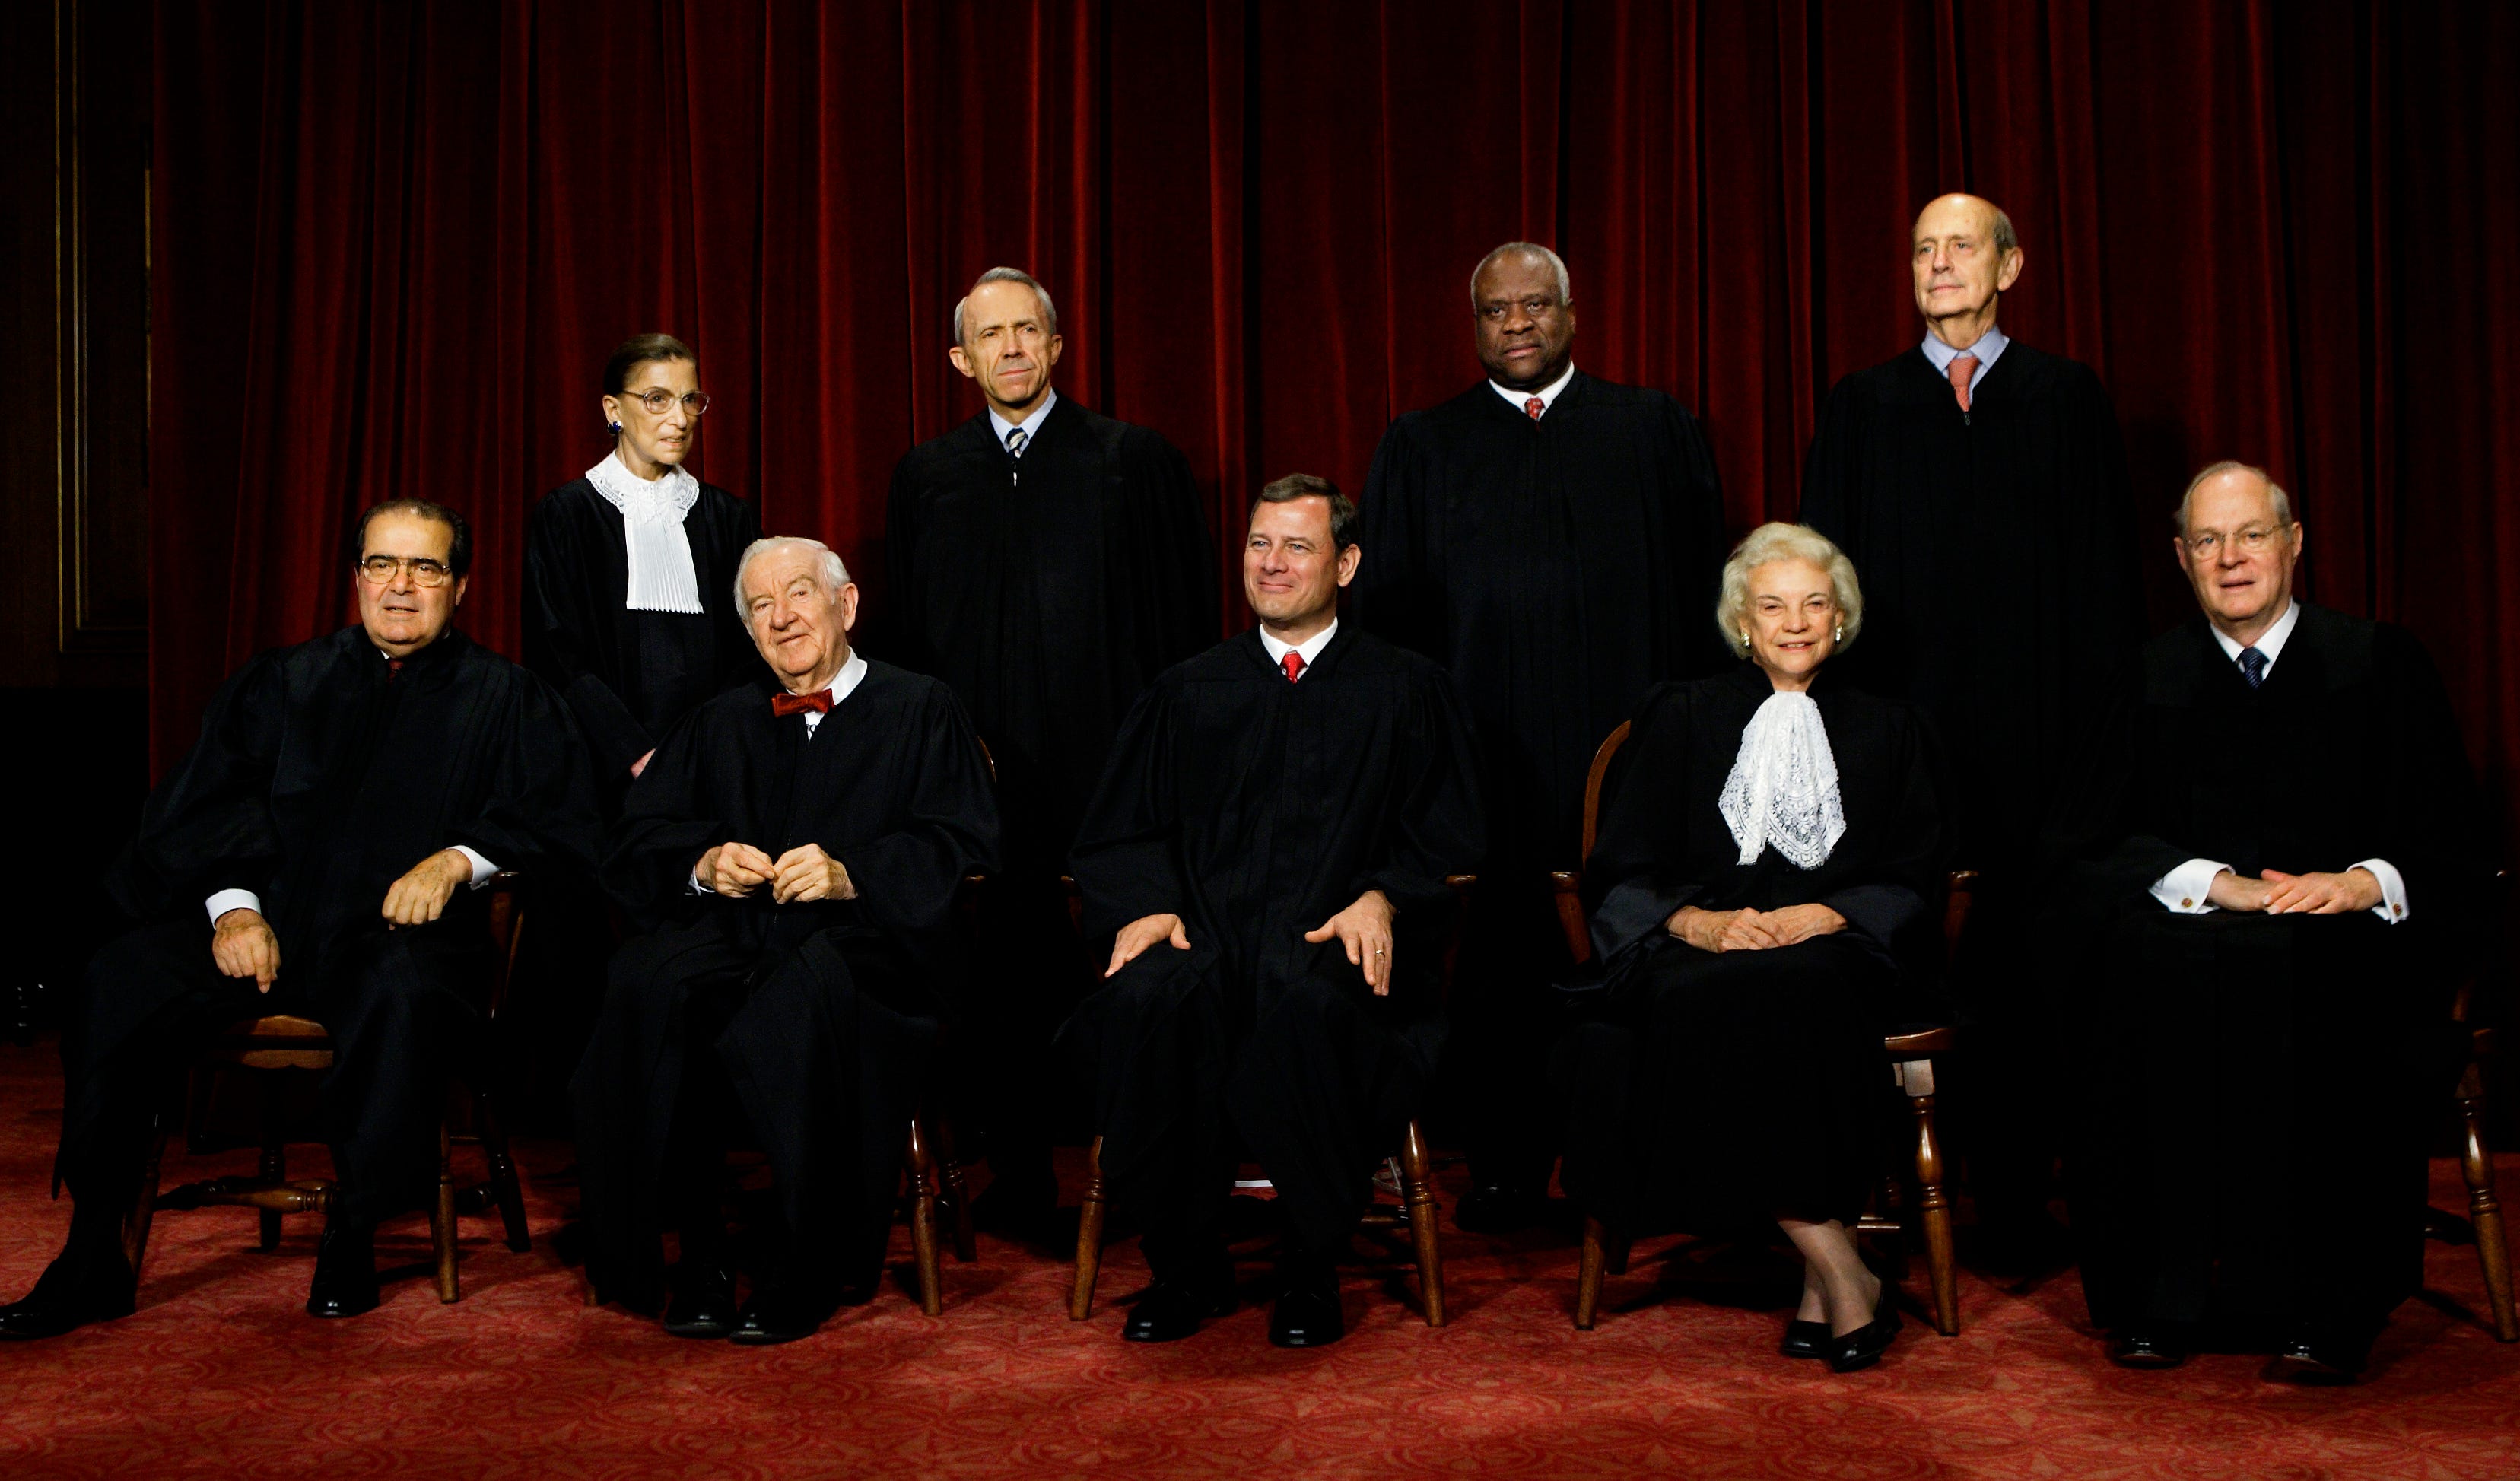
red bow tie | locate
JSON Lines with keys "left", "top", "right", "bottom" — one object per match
{"left": 771, "top": 688, "right": 834, "bottom": 717}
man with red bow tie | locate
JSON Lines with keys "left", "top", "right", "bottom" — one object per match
{"left": 573, "top": 536, "right": 998, "bottom": 1344}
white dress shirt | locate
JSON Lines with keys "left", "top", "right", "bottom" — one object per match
{"left": 1258, "top": 618, "right": 1337, "bottom": 677}
{"left": 2148, "top": 601, "right": 2407, "bottom": 924}
{"left": 689, "top": 652, "right": 870, "bottom": 894}
{"left": 989, "top": 388, "right": 1060, "bottom": 452}
{"left": 1920, "top": 324, "right": 2008, "bottom": 399}
{"left": 1488, "top": 361, "right": 1575, "bottom": 418}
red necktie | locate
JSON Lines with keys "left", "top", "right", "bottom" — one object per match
{"left": 771, "top": 688, "right": 834, "bottom": 717}
{"left": 1946, "top": 353, "right": 1979, "bottom": 413}
{"left": 386, "top": 659, "right": 405, "bottom": 682}
{"left": 1525, "top": 396, "right": 1545, "bottom": 421}
{"left": 1282, "top": 651, "right": 1304, "bottom": 683}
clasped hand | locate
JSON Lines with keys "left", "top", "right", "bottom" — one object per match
{"left": 1669, "top": 901, "right": 1845, "bottom": 954}
{"left": 2207, "top": 866, "right": 2380, "bottom": 915}
{"left": 697, "top": 841, "right": 855, "bottom": 903}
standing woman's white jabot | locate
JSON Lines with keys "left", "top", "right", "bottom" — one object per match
{"left": 585, "top": 452, "right": 706, "bottom": 613}
{"left": 1718, "top": 691, "right": 1846, "bottom": 869}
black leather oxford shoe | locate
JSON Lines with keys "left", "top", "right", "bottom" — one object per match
{"left": 728, "top": 1282, "right": 839, "bottom": 1346}
{"left": 661, "top": 1263, "right": 739, "bottom": 1339}
{"left": 1267, "top": 1263, "right": 1344, "bottom": 1349}
{"left": 2108, "top": 1330, "right": 2190, "bottom": 1369}
{"left": 305, "top": 1224, "right": 380, "bottom": 1319}
{"left": 2264, "top": 1331, "right": 2366, "bottom": 1385}
{"left": 1123, "top": 1276, "right": 1238, "bottom": 1343}
{"left": 0, "top": 1247, "right": 135, "bottom": 1341}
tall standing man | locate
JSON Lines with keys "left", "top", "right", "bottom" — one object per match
{"left": 1798, "top": 195, "right": 2144, "bottom": 1257}
{"left": 1355, "top": 243, "right": 1727, "bottom": 1226}
{"left": 885, "top": 268, "right": 1218, "bottom": 1228}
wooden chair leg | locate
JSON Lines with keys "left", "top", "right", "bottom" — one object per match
{"left": 906, "top": 1117, "right": 943, "bottom": 1316}
{"left": 934, "top": 1116, "right": 976, "bottom": 1263}
{"left": 1397, "top": 1120, "right": 1446, "bottom": 1327}
{"left": 257, "top": 1091, "right": 288, "bottom": 1252}
{"left": 1069, "top": 1136, "right": 1107, "bottom": 1321}
{"left": 434, "top": 1118, "right": 460, "bottom": 1303}
{"left": 1905, "top": 1072, "right": 1959, "bottom": 1336}
{"left": 1575, "top": 1214, "right": 1609, "bottom": 1330}
{"left": 2457, "top": 1060, "right": 2519, "bottom": 1341}
{"left": 123, "top": 1108, "right": 170, "bottom": 1282}
{"left": 472, "top": 1085, "right": 532, "bottom": 1254}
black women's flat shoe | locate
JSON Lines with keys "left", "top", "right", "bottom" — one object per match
{"left": 1826, "top": 1295, "right": 1903, "bottom": 1373}
{"left": 305, "top": 1225, "right": 380, "bottom": 1320}
{"left": 1780, "top": 1319, "right": 1831, "bottom": 1360}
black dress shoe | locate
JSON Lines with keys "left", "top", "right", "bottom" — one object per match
{"left": 305, "top": 1225, "right": 380, "bottom": 1319}
{"left": 1268, "top": 1262, "right": 1344, "bottom": 1349}
{"left": 1452, "top": 1184, "right": 1562, "bottom": 1235}
{"left": 2264, "top": 1332, "right": 2366, "bottom": 1385}
{"left": 2108, "top": 1330, "right": 2189, "bottom": 1369}
{"left": 1826, "top": 1291, "right": 1903, "bottom": 1374}
{"left": 728, "top": 1282, "right": 838, "bottom": 1346}
{"left": 661, "top": 1264, "right": 739, "bottom": 1339}
{"left": 1123, "top": 1276, "right": 1238, "bottom": 1343}
{"left": 0, "top": 1247, "right": 136, "bottom": 1341}
{"left": 1780, "top": 1319, "right": 1831, "bottom": 1360}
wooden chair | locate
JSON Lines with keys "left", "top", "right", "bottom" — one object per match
{"left": 1066, "top": 875, "right": 1476, "bottom": 1328}
{"left": 2426, "top": 869, "right": 2517, "bottom": 1341}
{"left": 1548, "top": 720, "right": 1966, "bottom": 1336}
{"left": 122, "top": 873, "right": 536, "bottom": 1304}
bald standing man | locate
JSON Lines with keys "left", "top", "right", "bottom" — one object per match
{"left": 1797, "top": 195, "right": 2143, "bottom": 1259}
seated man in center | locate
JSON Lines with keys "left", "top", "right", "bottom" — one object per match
{"left": 1062, "top": 473, "right": 1484, "bottom": 1349}
{"left": 573, "top": 536, "right": 998, "bottom": 1345}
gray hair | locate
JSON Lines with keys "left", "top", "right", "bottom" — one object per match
{"left": 1988, "top": 205, "right": 2019, "bottom": 259}
{"left": 1470, "top": 242, "right": 1573, "bottom": 305}
{"left": 1716, "top": 523, "right": 1864, "bottom": 660}
{"left": 732, "top": 536, "right": 853, "bottom": 613}
{"left": 2174, "top": 459, "right": 2295, "bottom": 532}
{"left": 952, "top": 266, "right": 1060, "bottom": 346}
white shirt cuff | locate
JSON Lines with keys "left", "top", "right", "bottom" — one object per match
{"left": 688, "top": 866, "right": 714, "bottom": 896}
{"left": 2151, "top": 859, "right": 2229, "bottom": 914}
{"left": 450, "top": 845, "right": 498, "bottom": 889}
{"left": 206, "top": 888, "right": 262, "bottom": 926}
{"left": 2350, "top": 858, "right": 2409, "bottom": 923}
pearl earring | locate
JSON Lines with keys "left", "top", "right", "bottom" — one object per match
{"left": 1740, "top": 630, "right": 1750, "bottom": 647}
{"left": 1833, "top": 624, "right": 1844, "bottom": 643}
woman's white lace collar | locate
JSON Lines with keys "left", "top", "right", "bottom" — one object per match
{"left": 583, "top": 453, "right": 705, "bottom": 613}
{"left": 1717, "top": 689, "right": 1845, "bottom": 870}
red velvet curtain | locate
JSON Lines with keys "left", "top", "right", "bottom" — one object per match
{"left": 152, "top": 0, "right": 2520, "bottom": 837}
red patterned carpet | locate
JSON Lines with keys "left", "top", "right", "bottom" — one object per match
{"left": 2, "top": 1040, "right": 2517, "bottom": 1479}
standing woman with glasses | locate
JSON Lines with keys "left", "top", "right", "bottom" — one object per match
{"left": 524, "top": 333, "right": 764, "bottom": 789}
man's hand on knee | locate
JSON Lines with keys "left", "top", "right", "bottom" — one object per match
{"left": 212, "top": 908, "right": 283, "bottom": 992}
{"left": 381, "top": 848, "right": 473, "bottom": 929}
{"left": 1304, "top": 889, "right": 1394, "bottom": 995}
{"left": 1107, "top": 913, "right": 1191, "bottom": 977}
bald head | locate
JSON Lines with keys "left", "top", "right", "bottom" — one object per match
{"left": 1910, "top": 194, "right": 2023, "bottom": 349}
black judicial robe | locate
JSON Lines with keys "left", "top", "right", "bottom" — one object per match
{"left": 1556, "top": 666, "right": 1945, "bottom": 1235}
{"left": 1060, "top": 626, "right": 1484, "bottom": 1253}
{"left": 885, "top": 397, "right": 1216, "bottom": 872}
{"left": 524, "top": 477, "right": 764, "bottom": 782}
{"left": 573, "top": 662, "right": 999, "bottom": 1304}
{"left": 72, "top": 628, "right": 599, "bottom": 1217}
{"left": 1355, "top": 372, "right": 1727, "bottom": 871}
{"left": 1798, "top": 339, "right": 2141, "bottom": 864}
{"left": 2054, "top": 605, "right": 2487, "bottom": 1336}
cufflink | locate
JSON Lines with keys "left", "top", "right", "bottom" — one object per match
{"left": 2393, "top": 904, "right": 2404, "bottom": 915}
{"left": 2180, "top": 898, "right": 2194, "bottom": 908}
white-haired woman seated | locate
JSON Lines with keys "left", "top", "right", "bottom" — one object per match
{"left": 1556, "top": 522, "right": 1946, "bottom": 1372}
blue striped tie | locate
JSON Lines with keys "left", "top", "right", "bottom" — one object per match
{"left": 2239, "top": 647, "right": 2267, "bottom": 688}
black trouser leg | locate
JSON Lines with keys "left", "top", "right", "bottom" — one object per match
{"left": 1065, "top": 946, "right": 1235, "bottom": 1280}
{"left": 1230, "top": 972, "right": 1423, "bottom": 1259}
{"left": 318, "top": 922, "right": 485, "bottom": 1228}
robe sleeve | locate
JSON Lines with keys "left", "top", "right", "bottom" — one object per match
{"left": 1351, "top": 666, "right": 1487, "bottom": 923}
{"left": 523, "top": 497, "right": 651, "bottom": 778}
{"left": 1354, "top": 420, "right": 1452, "bottom": 666}
{"left": 2045, "top": 660, "right": 2191, "bottom": 899}
{"left": 440, "top": 671, "right": 605, "bottom": 888}
{"left": 828, "top": 685, "right": 1002, "bottom": 951}
{"left": 1583, "top": 685, "right": 1708, "bottom": 966}
{"left": 109, "top": 649, "right": 291, "bottom": 921}
{"left": 1068, "top": 684, "right": 1190, "bottom": 942}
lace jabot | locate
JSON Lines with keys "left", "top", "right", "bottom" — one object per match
{"left": 584, "top": 453, "right": 704, "bottom": 613}
{"left": 1716, "top": 690, "right": 1846, "bottom": 871}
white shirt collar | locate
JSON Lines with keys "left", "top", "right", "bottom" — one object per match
{"left": 1488, "top": 361, "right": 1576, "bottom": 417}
{"left": 791, "top": 651, "right": 870, "bottom": 733}
{"left": 1257, "top": 618, "right": 1337, "bottom": 675}
{"left": 1919, "top": 323, "right": 2008, "bottom": 377}
{"left": 988, "top": 388, "right": 1060, "bottom": 451}
{"left": 2210, "top": 599, "right": 2301, "bottom": 675}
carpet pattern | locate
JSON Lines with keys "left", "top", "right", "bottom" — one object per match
{"left": 2, "top": 1041, "right": 2516, "bottom": 1479}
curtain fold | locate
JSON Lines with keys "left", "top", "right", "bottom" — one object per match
{"left": 152, "top": 0, "right": 2520, "bottom": 841}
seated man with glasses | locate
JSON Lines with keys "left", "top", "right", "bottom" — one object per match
{"left": 0, "top": 501, "right": 601, "bottom": 1339}
{"left": 2052, "top": 461, "right": 2490, "bottom": 1383}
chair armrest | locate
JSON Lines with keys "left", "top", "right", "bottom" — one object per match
{"left": 1549, "top": 870, "right": 1592, "bottom": 966}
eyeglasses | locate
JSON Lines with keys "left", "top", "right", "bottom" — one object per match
{"left": 358, "top": 555, "right": 455, "bottom": 587}
{"left": 2182, "top": 525, "right": 2285, "bottom": 558}
{"left": 613, "top": 388, "right": 711, "bottom": 418}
